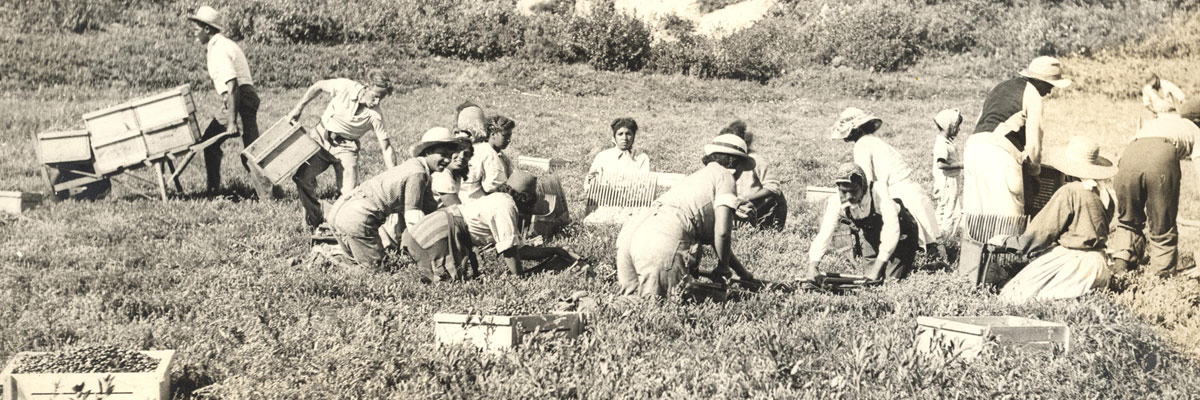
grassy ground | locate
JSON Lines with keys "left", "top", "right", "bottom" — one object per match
{"left": 2, "top": 65, "right": 1199, "bottom": 398}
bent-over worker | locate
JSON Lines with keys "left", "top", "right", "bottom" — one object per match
{"left": 326, "top": 128, "right": 462, "bottom": 267}
{"left": 615, "top": 134, "right": 759, "bottom": 298}
{"left": 806, "top": 163, "right": 920, "bottom": 282}
{"left": 289, "top": 73, "right": 397, "bottom": 233}
{"left": 403, "top": 170, "right": 576, "bottom": 281}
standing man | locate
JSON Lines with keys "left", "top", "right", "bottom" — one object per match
{"left": 959, "top": 56, "right": 1071, "bottom": 282}
{"left": 1110, "top": 99, "right": 1200, "bottom": 277}
{"left": 189, "top": 6, "right": 271, "bottom": 197}
{"left": 288, "top": 73, "right": 397, "bottom": 233}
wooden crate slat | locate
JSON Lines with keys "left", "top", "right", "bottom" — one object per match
{"left": 243, "top": 122, "right": 320, "bottom": 185}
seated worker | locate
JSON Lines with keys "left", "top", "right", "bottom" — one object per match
{"left": 806, "top": 162, "right": 920, "bottom": 282}
{"left": 615, "top": 134, "right": 759, "bottom": 298}
{"left": 325, "top": 128, "right": 462, "bottom": 267}
{"left": 989, "top": 136, "right": 1118, "bottom": 303}
{"left": 588, "top": 117, "right": 650, "bottom": 181}
{"left": 402, "top": 170, "right": 577, "bottom": 281}
{"left": 460, "top": 116, "right": 515, "bottom": 203}
{"left": 720, "top": 120, "right": 787, "bottom": 230}
{"left": 289, "top": 72, "right": 397, "bottom": 234}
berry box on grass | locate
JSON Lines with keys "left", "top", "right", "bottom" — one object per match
{"left": 1, "top": 346, "right": 174, "bottom": 400}
{"left": 434, "top": 312, "right": 585, "bottom": 351}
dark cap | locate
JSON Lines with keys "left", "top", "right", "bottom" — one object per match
{"left": 834, "top": 162, "right": 867, "bottom": 187}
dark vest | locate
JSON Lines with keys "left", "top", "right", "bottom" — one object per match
{"left": 974, "top": 77, "right": 1030, "bottom": 151}
{"left": 843, "top": 184, "right": 919, "bottom": 256}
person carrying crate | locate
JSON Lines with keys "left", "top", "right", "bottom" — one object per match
{"left": 805, "top": 163, "right": 921, "bottom": 282}
{"left": 188, "top": 6, "right": 272, "bottom": 198}
{"left": 288, "top": 72, "right": 397, "bottom": 234}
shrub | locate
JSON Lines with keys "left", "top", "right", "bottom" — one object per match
{"left": 567, "top": 6, "right": 653, "bottom": 71}
{"left": 409, "top": 1, "right": 525, "bottom": 61}
{"left": 806, "top": 3, "right": 925, "bottom": 72}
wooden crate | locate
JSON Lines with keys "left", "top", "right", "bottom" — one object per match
{"left": 243, "top": 121, "right": 320, "bottom": 185}
{"left": 434, "top": 312, "right": 584, "bottom": 351}
{"left": 916, "top": 316, "right": 1069, "bottom": 359}
{"left": 1025, "top": 165, "right": 1065, "bottom": 217}
{"left": 0, "top": 192, "right": 43, "bottom": 214}
{"left": 516, "top": 155, "right": 568, "bottom": 172}
{"left": 1, "top": 350, "right": 174, "bottom": 400}
{"left": 805, "top": 186, "right": 837, "bottom": 203}
{"left": 83, "top": 85, "right": 199, "bottom": 174}
{"left": 34, "top": 130, "right": 91, "bottom": 164}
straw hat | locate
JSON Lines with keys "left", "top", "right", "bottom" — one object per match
{"left": 833, "top": 162, "right": 868, "bottom": 188}
{"left": 1019, "top": 56, "right": 1072, "bottom": 89}
{"left": 506, "top": 170, "right": 555, "bottom": 216}
{"left": 408, "top": 127, "right": 462, "bottom": 157}
{"left": 188, "top": 6, "right": 225, "bottom": 32}
{"left": 829, "top": 107, "right": 882, "bottom": 140}
{"left": 934, "top": 109, "right": 962, "bottom": 131}
{"left": 456, "top": 105, "right": 486, "bottom": 139}
{"left": 1045, "top": 136, "right": 1115, "bottom": 180}
{"left": 703, "top": 134, "right": 756, "bottom": 171}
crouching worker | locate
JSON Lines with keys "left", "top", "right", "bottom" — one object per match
{"left": 326, "top": 128, "right": 462, "bottom": 267}
{"left": 989, "top": 136, "right": 1117, "bottom": 303}
{"left": 806, "top": 163, "right": 920, "bottom": 282}
{"left": 616, "top": 134, "right": 759, "bottom": 298}
{"left": 402, "top": 170, "right": 576, "bottom": 281}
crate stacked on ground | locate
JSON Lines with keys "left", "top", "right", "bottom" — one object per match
{"left": 1, "top": 347, "right": 175, "bottom": 400}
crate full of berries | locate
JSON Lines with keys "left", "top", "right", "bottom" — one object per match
{"left": 1, "top": 346, "right": 174, "bottom": 400}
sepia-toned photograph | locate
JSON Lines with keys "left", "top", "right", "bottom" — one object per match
{"left": 2, "top": 0, "right": 1199, "bottom": 398}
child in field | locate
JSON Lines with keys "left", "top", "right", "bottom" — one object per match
{"left": 932, "top": 109, "right": 963, "bottom": 237}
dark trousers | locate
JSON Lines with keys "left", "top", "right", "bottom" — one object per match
{"left": 1111, "top": 138, "right": 1180, "bottom": 275}
{"left": 741, "top": 192, "right": 788, "bottom": 230}
{"left": 201, "top": 85, "right": 269, "bottom": 196}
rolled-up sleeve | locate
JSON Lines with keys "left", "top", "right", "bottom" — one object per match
{"left": 808, "top": 195, "right": 843, "bottom": 264}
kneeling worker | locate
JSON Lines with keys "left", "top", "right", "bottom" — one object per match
{"left": 806, "top": 162, "right": 921, "bottom": 281}
{"left": 403, "top": 170, "right": 576, "bottom": 281}
{"left": 326, "top": 128, "right": 462, "bottom": 267}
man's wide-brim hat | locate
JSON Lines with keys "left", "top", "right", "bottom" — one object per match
{"left": 1045, "top": 135, "right": 1116, "bottom": 180}
{"left": 409, "top": 127, "right": 464, "bottom": 157}
{"left": 506, "top": 170, "right": 555, "bottom": 216}
{"left": 829, "top": 107, "right": 882, "bottom": 140}
{"left": 1020, "top": 56, "right": 1072, "bottom": 89}
{"left": 188, "top": 6, "right": 225, "bottom": 33}
{"left": 703, "top": 134, "right": 756, "bottom": 171}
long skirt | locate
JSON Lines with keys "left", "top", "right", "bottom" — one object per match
{"left": 960, "top": 136, "right": 1026, "bottom": 283}
{"left": 616, "top": 205, "right": 700, "bottom": 298}
{"left": 888, "top": 180, "right": 940, "bottom": 248}
{"left": 1000, "top": 246, "right": 1112, "bottom": 303}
